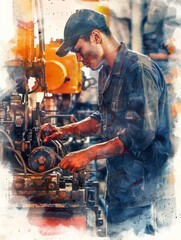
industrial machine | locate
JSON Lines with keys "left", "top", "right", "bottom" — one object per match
{"left": 0, "top": 0, "right": 104, "bottom": 237}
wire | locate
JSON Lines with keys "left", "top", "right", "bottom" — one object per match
{"left": 0, "top": 129, "right": 15, "bottom": 149}
{"left": 1, "top": 128, "right": 64, "bottom": 174}
{"left": 5, "top": 146, "right": 27, "bottom": 175}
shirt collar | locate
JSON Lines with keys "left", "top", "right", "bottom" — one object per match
{"left": 110, "top": 42, "right": 127, "bottom": 77}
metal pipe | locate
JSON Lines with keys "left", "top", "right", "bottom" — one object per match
{"left": 130, "top": 0, "right": 143, "bottom": 52}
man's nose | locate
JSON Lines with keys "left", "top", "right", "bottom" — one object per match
{"left": 76, "top": 53, "right": 84, "bottom": 62}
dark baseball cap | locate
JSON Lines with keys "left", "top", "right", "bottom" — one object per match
{"left": 56, "top": 9, "right": 107, "bottom": 57}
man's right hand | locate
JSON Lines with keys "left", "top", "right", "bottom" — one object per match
{"left": 40, "top": 117, "right": 100, "bottom": 142}
{"left": 40, "top": 123, "right": 69, "bottom": 142}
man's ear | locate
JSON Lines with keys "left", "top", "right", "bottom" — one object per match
{"left": 91, "top": 29, "right": 102, "bottom": 44}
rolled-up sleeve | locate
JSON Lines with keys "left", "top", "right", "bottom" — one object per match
{"left": 90, "top": 110, "right": 102, "bottom": 123}
{"left": 117, "top": 62, "right": 170, "bottom": 161}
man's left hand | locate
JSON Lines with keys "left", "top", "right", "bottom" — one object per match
{"left": 59, "top": 149, "right": 93, "bottom": 173}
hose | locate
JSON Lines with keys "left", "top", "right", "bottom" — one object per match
{"left": 5, "top": 146, "right": 27, "bottom": 175}
{"left": 0, "top": 129, "right": 15, "bottom": 149}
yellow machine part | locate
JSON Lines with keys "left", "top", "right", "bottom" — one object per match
{"left": 45, "top": 60, "right": 67, "bottom": 91}
{"left": 35, "top": 40, "right": 83, "bottom": 94}
{"left": 96, "top": 5, "right": 111, "bottom": 26}
{"left": 10, "top": 0, "right": 83, "bottom": 94}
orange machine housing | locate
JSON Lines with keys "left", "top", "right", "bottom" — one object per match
{"left": 35, "top": 39, "right": 83, "bottom": 94}
{"left": 10, "top": 0, "right": 83, "bottom": 95}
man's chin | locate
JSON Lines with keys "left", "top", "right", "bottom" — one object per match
{"left": 90, "top": 61, "right": 105, "bottom": 71}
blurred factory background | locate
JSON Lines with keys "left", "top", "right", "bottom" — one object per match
{"left": 0, "top": 0, "right": 181, "bottom": 239}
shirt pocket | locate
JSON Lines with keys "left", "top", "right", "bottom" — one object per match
{"left": 122, "top": 156, "right": 145, "bottom": 201}
{"left": 107, "top": 155, "right": 145, "bottom": 205}
{"left": 123, "top": 156, "right": 144, "bottom": 182}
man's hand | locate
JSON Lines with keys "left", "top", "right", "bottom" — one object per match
{"left": 40, "top": 117, "right": 100, "bottom": 143}
{"left": 59, "top": 137, "right": 125, "bottom": 173}
{"left": 40, "top": 123, "right": 69, "bottom": 142}
{"left": 59, "top": 149, "right": 93, "bottom": 173}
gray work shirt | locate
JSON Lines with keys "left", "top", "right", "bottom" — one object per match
{"left": 91, "top": 42, "right": 173, "bottom": 210}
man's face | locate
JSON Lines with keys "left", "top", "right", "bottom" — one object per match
{"left": 72, "top": 32, "right": 105, "bottom": 70}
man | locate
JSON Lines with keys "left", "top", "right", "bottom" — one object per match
{"left": 142, "top": 0, "right": 178, "bottom": 77}
{"left": 41, "top": 9, "right": 174, "bottom": 238}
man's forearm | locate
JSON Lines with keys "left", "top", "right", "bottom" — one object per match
{"left": 85, "top": 137, "right": 125, "bottom": 161}
{"left": 59, "top": 136, "right": 125, "bottom": 173}
{"left": 60, "top": 117, "right": 101, "bottom": 137}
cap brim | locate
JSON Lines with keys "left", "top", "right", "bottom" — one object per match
{"left": 56, "top": 41, "right": 73, "bottom": 57}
